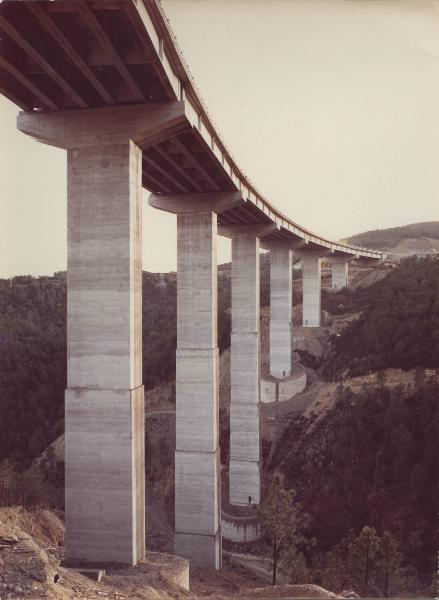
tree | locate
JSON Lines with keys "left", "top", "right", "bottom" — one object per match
{"left": 21, "top": 464, "right": 48, "bottom": 509}
{"left": 375, "top": 531, "right": 414, "bottom": 597}
{"left": 348, "top": 526, "right": 381, "bottom": 595}
{"left": 258, "top": 471, "right": 310, "bottom": 585}
{"left": 0, "top": 460, "right": 17, "bottom": 505}
{"left": 280, "top": 547, "right": 309, "bottom": 584}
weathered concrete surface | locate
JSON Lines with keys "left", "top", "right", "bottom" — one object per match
{"left": 331, "top": 261, "right": 349, "bottom": 289}
{"left": 65, "top": 140, "right": 144, "bottom": 565}
{"left": 67, "top": 142, "right": 142, "bottom": 390}
{"left": 175, "top": 211, "right": 221, "bottom": 569}
{"left": 174, "top": 531, "right": 221, "bottom": 570}
{"left": 65, "top": 388, "right": 144, "bottom": 564}
{"left": 302, "top": 254, "right": 322, "bottom": 327}
{"left": 269, "top": 246, "right": 293, "bottom": 378}
{"left": 230, "top": 233, "right": 261, "bottom": 505}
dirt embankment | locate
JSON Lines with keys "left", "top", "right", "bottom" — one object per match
{"left": 0, "top": 507, "right": 345, "bottom": 600}
{"left": 0, "top": 507, "right": 192, "bottom": 599}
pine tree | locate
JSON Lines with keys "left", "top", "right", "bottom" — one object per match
{"left": 258, "top": 471, "right": 310, "bottom": 585}
{"left": 348, "top": 526, "right": 381, "bottom": 595}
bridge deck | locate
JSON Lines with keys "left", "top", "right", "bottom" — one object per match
{"left": 0, "top": 0, "right": 382, "bottom": 260}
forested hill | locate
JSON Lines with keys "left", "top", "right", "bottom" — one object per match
{"left": 345, "top": 221, "right": 439, "bottom": 249}
{"left": 271, "top": 378, "right": 438, "bottom": 590}
{"left": 324, "top": 256, "right": 439, "bottom": 380}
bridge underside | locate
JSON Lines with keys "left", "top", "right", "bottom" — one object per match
{"left": 0, "top": 0, "right": 383, "bottom": 259}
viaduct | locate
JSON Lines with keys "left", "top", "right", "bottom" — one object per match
{"left": 0, "top": 0, "right": 382, "bottom": 570}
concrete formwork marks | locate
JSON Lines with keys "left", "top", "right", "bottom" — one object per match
{"left": 230, "top": 233, "right": 261, "bottom": 505}
{"left": 269, "top": 246, "right": 293, "bottom": 378}
{"left": 302, "top": 254, "right": 322, "bottom": 328}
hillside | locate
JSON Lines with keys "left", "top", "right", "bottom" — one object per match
{"left": 0, "top": 506, "right": 350, "bottom": 599}
{"left": 0, "top": 271, "right": 230, "bottom": 467}
{"left": 323, "top": 256, "right": 439, "bottom": 379}
{"left": 1, "top": 257, "right": 438, "bottom": 595}
{"left": 269, "top": 376, "right": 438, "bottom": 592}
{"left": 345, "top": 221, "right": 439, "bottom": 254}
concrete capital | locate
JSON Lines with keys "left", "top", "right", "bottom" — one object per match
{"left": 354, "top": 256, "right": 383, "bottom": 267}
{"left": 149, "top": 191, "right": 244, "bottom": 214}
{"left": 329, "top": 254, "right": 359, "bottom": 265}
{"left": 295, "top": 247, "right": 333, "bottom": 259}
{"left": 218, "top": 222, "right": 279, "bottom": 239}
{"left": 17, "top": 102, "right": 189, "bottom": 150}
{"left": 260, "top": 238, "right": 308, "bottom": 252}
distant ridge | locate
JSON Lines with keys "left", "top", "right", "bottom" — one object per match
{"left": 344, "top": 221, "right": 439, "bottom": 251}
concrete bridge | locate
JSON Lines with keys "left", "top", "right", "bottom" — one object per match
{"left": 0, "top": 0, "right": 382, "bottom": 571}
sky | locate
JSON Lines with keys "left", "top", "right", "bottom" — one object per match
{"left": 1, "top": 0, "right": 439, "bottom": 277}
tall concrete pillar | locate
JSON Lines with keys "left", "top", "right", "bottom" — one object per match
{"left": 65, "top": 141, "right": 145, "bottom": 565}
{"left": 174, "top": 210, "right": 221, "bottom": 568}
{"left": 149, "top": 192, "right": 244, "bottom": 569}
{"left": 229, "top": 232, "right": 261, "bottom": 505}
{"left": 302, "top": 253, "right": 322, "bottom": 328}
{"left": 332, "top": 261, "right": 349, "bottom": 290}
{"left": 269, "top": 246, "right": 293, "bottom": 378}
{"left": 17, "top": 103, "right": 188, "bottom": 566}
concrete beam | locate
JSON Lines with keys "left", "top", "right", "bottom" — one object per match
{"left": 174, "top": 211, "right": 221, "bottom": 569}
{"left": 269, "top": 245, "right": 293, "bottom": 378}
{"left": 149, "top": 191, "right": 244, "bottom": 214}
{"left": 354, "top": 256, "right": 384, "bottom": 267}
{"left": 17, "top": 102, "right": 189, "bottom": 149}
{"left": 261, "top": 238, "right": 307, "bottom": 252}
{"left": 229, "top": 231, "right": 261, "bottom": 506}
{"left": 218, "top": 223, "right": 279, "bottom": 239}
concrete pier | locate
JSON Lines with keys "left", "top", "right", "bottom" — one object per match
{"left": 150, "top": 192, "right": 245, "bottom": 569}
{"left": 65, "top": 141, "right": 144, "bottom": 565}
{"left": 302, "top": 253, "right": 322, "bottom": 327}
{"left": 174, "top": 210, "right": 221, "bottom": 568}
{"left": 17, "top": 103, "right": 190, "bottom": 566}
{"left": 269, "top": 246, "right": 293, "bottom": 378}
{"left": 331, "top": 260, "right": 349, "bottom": 289}
{"left": 229, "top": 231, "right": 261, "bottom": 506}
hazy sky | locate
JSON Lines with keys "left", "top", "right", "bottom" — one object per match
{"left": 1, "top": 0, "right": 439, "bottom": 277}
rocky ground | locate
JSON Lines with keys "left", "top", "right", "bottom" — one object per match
{"left": 0, "top": 507, "right": 348, "bottom": 600}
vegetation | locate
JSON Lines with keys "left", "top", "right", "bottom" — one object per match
{"left": 1, "top": 253, "right": 438, "bottom": 593}
{"left": 346, "top": 220, "right": 439, "bottom": 249}
{"left": 258, "top": 471, "right": 311, "bottom": 585}
{"left": 0, "top": 271, "right": 232, "bottom": 468}
{"left": 0, "top": 277, "right": 66, "bottom": 470}
{"left": 270, "top": 378, "right": 439, "bottom": 591}
{"left": 0, "top": 447, "right": 64, "bottom": 510}
{"left": 317, "top": 526, "right": 414, "bottom": 597}
{"left": 324, "top": 257, "right": 439, "bottom": 379}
